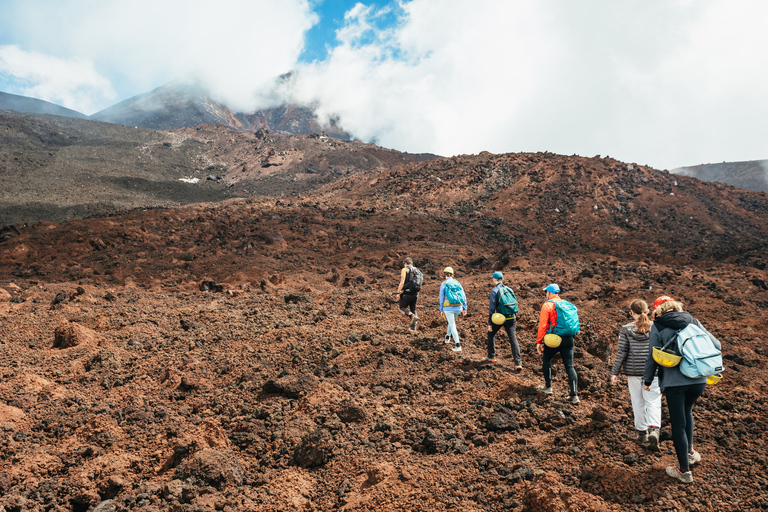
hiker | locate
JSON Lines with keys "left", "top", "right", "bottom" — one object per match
{"left": 486, "top": 271, "right": 522, "bottom": 369}
{"left": 396, "top": 258, "right": 421, "bottom": 331}
{"left": 536, "top": 283, "right": 580, "bottom": 404}
{"left": 438, "top": 267, "right": 466, "bottom": 352}
{"left": 643, "top": 296, "right": 720, "bottom": 484}
{"left": 610, "top": 299, "right": 662, "bottom": 449}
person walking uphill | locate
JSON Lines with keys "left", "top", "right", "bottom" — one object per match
{"left": 486, "top": 271, "right": 522, "bottom": 369}
{"left": 396, "top": 258, "right": 423, "bottom": 331}
{"left": 643, "top": 296, "right": 721, "bottom": 484}
{"left": 439, "top": 267, "right": 467, "bottom": 352}
{"left": 536, "top": 283, "right": 580, "bottom": 404}
{"left": 610, "top": 299, "right": 662, "bottom": 449}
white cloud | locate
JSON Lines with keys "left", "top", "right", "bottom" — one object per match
{"left": 0, "top": 0, "right": 316, "bottom": 113}
{"left": 0, "top": 45, "right": 116, "bottom": 114}
{"left": 288, "top": 0, "right": 768, "bottom": 169}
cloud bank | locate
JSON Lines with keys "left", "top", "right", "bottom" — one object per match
{"left": 288, "top": 0, "right": 768, "bottom": 169}
{"left": 1, "top": 0, "right": 766, "bottom": 170}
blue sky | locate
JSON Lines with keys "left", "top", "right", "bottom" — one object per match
{"left": 1, "top": 1, "right": 767, "bottom": 170}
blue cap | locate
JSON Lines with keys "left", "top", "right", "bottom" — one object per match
{"left": 543, "top": 283, "right": 560, "bottom": 293}
{"left": 492, "top": 271, "right": 503, "bottom": 279}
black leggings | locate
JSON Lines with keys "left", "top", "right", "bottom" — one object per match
{"left": 542, "top": 336, "right": 578, "bottom": 396}
{"left": 665, "top": 383, "right": 706, "bottom": 472}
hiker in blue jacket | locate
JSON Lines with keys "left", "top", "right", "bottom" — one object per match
{"left": 439, "top": 267, "right": 466, "bottom": 353}
{"left": 486, "top": 271, "right": 522, "bottom": 369}
{"left": 643, "top": 296, "right": 721, "bottom": 484}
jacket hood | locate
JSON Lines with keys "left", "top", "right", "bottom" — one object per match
{"left": 654, "top": 310, "right": 693, "bottom": 331}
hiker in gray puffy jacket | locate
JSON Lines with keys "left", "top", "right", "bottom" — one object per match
{"left": 610, "top": 299, "right": 661, "bottom": 448}
{"left": 643, "top": 296, "right": 721, "bottom": 484}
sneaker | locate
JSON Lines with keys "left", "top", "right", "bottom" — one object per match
{"left": 688, "top": 450, "right": 701, "bottom": 465}
{"left": 566, "top": 395, "right": 580, "bottom": 404}
{"left": 666, "top": 466, "right": 693, "bottom": 483}
{"left": 444, "top": 335, "right": 452, "bottom": 344}
{"left": 514, "top": 365, "right": 523, "bottom": 372}
{"left": 637, "top": 430, "right": 649, "bottom": 445}
{"left": 451, "top": 345, "right": 462, "bottom": 352}
{"left": 648, "top": 427, "right": 660, "bottom": 451}
{"left": 481, "top": 357, "right": 496, "bottom": 363}
{"left": 409, "top": 316, "right": 418, "bottom": 330}
{"left": 537, "top": 385, "right": 553, "bottom": 395}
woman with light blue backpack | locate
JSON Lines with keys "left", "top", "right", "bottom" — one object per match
{"left": 643, "top": 296, "right": 721, "bottom": 484}
{"left": 439, "top": 267, "right": 467, "bottom": 353}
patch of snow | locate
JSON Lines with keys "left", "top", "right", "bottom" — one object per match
{"left": 179, "top": 177, "right": 200, "bottom": 184}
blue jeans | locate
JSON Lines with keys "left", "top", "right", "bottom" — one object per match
{"left": 664, "top": 383, "right": 706, "bottom": 472}
{"left": 542, "top": 335, "right": 578, "bottom": 396}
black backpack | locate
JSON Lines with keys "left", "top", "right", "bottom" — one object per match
{"left": 404, "top": 266, "right": 424, "bottom": 293}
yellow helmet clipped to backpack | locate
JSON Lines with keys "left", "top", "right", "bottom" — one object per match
{"left": 706, "top": 374, "right": 722, "bottom": 385}
{"left": 543, "top": 334, "right": 562, "bottom": 348}
{"left": 652, "top": 347, "right": 682, "bottom": 367}
{"left": 491, "top": 313, "right": 506, "bottom": 325}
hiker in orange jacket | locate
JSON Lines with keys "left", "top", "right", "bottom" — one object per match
{"left": 536, "top": 283, "right": 580, "bottom": 404}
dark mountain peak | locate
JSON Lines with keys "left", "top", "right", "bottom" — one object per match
{"left": 89, "top": 79, "right": 350, "bottom": 140}
{"left": 673, "top": 159, "right": 768, "bottom": 192}
{"left": 90, "top": 81, "right": 241, "bottom": 131}
{"left": 0, "top": 91, "right": 88, "bottom": 119}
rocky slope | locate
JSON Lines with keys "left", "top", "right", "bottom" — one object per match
{"left": 1, "top": 151, "right": 767, "bottom": 511}
{"left": 0, "top": 111, "right": 436, "bottom": 226}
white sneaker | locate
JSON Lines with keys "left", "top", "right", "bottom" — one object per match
{"left": 451, "top": 346, "right": 462, "bottom": 352}
{"left": 666, "top": 466, "right": 693, "bottom": 483}
{"left": 444, "top": 335, "right": 452, "bottom": 344}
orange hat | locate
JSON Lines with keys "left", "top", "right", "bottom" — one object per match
{"left": 653, "top": 296, "right": 673, "bottom": 309}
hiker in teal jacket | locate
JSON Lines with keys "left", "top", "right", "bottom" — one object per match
{"left": 439, "top": 267, "right": 466, "bottom": 353}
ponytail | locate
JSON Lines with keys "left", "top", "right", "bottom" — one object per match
{"left": 630, "top": 299, "right": 651, "bottom": 334}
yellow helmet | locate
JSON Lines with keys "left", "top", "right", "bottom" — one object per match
{"left": 443, "top": 266, "right": 454, "bottom": 274}
{"left": 491, "top": 313, "right": 506, "bottom": 325}
{"left": 652, "top": 347, "right": 682, "bottom": 367}
{"left": 543, "top": 334, "right": 562, "bottom": 348}
{"left": 706, "top": 374, "right": 722, "bottom": 385}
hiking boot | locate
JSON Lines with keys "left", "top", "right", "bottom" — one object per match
{"left": 451, "top": 345, "right": 462, "bottom": 352}
{"left": 666, "top": 466, "right": 693, "bottom": 483}
{"left": 688, "top": 450, "right": 701, "bottom": 465}
{"left": 637, "top": 430, "right": 649, "bottom": 445}
{"left": 481, "top": 357, "right": 496, "bottom": 363}
{"left": 537, "top": 385, "right": 553, "bottom": 395}
{"left": 648, "top": 427, "right": 660, "bottom": 451}
{"left": 566, "top": 395, "right": 580, "bottom": 405}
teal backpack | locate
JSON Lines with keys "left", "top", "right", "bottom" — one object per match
{"left": 548, "top": 299, "right": 580, "bottom": 336}
{"left": 444, "top": 280, "right": 464, "bottom": 306}
{"left": 496, "top": 285, "right": 519, "bottom": 317}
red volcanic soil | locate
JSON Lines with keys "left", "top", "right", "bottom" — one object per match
{"left": 1, "top": 152, "right": 768, "bottom": 511}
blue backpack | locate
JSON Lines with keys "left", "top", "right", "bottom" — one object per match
{"left": 675, "top": 323, "right": 723, "bottom": 378}
{"left": 548, "top": 299, "right": 580, "bottom": 336}
{"left": 444, "top": 280, "right": 464, "bottom": 306}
